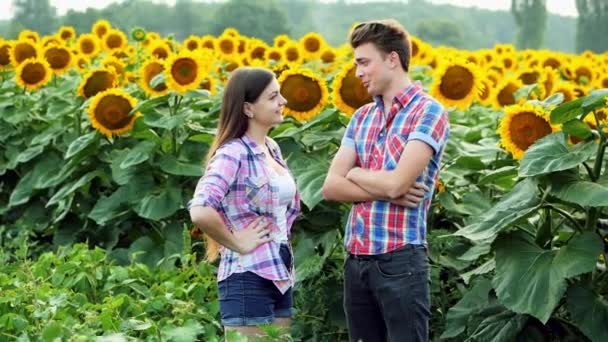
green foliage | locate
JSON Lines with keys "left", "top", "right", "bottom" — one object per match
{"left": 415, "top": 18, "right": 464, "bottom": 47}
{"left": 511, "top": 0, "right": 547, "bottom": 49}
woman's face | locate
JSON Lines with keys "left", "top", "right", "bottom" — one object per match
{"left": 246, "top": 78, "right": 287, "bottom": 127}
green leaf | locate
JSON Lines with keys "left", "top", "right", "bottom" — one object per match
{"left": 161, "top": 320, "right": 204, "bottom": 342}
{"left": 493, "top": 231, "right": 603, "bottom": 323}
{"left": 31, "top": 124, "right": 64, "bottom": 146}
{"left": 519, "top": 133, "right": 597, "bottom": 177}
{"left": 461, "top": 258, "right": 495, "bottom": 285}
{"left": 549, "top": 174, "right": 608, "bottom": 207}
{"left": 9, "top": 155, "right": 60, "bottom": 206}
{"left": 287, "top": 149, "right": 331, "bottom": 210}
{"left": 562, "top": 119, "right": 593, "bottom": 139}
{"left": 47, "top": 171, "right": 101, "bottom": 206}
{"left": 65, "top": 132, "right": 98, "bottom": 159}
{"left": 567, "top": 285, "right": 608, "bottom": 342}
{"left": 88, "top": 192, "right": 128, "bottom": 225}
{"left": 158, "top": 154, "right": 202, "bottom": 176}
{"left": 541, "top": 92, "right": 564, "bottom": 107}
{"left": 454, "top": 179, "right": 540, "bottom": 242}
{"left": 121, "top": 318, "right": 152, "bottom": 331}
{"left": 581, "top": 88, "right": 608, "bottom": 114}
{"left": 42, "top": 321, "right": 64, "bottom": 341}
{"left": 129, "top": 92, "right": 170, "bottom": 116}
{"left": 15, "top": 145, "right": 44, "bottom": 164}
{"left": 550, "top": 96, "right": 585, "bottom": 124}
{"left": 120, "top": 141, "right": 158, "bottom": 169}
{"left": 149, "top": 73, "right": 166, "bottom": 91}
{"left": 441, "top": 279, "right": 493, "bottom": 338}
{"left": 133, "top": 186, "right": 182, "bottom": 220}
{"left": 143, "top": 110, "right": 187, "bottom": 130}
{"left": 467, "top": 308, "right": 529, "bottom": 342}
{"left": 455, "top": 156, "right": 486, "bottom": 170}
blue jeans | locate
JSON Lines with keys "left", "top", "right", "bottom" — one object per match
{"left": 343, "top": 244, "right": 430, "bottom": 342}
{"left": 218, "top": 244, "right": 293, "bottom": 326}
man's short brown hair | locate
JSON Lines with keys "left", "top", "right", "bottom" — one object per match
{"left": 349, "top": 19, "right": 412, "bottom": 72}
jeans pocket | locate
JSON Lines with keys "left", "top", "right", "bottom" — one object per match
{"left": 218, "top": 278, "right": 229, "bottom": 298}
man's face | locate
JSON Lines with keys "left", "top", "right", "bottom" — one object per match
{"left": 354, "top": 42, "right": 394, "bottom": 97}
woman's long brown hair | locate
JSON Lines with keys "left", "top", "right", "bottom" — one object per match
{"left": 203, "top": 67, "right": 275, "bottom": 262}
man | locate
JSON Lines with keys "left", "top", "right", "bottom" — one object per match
{"left": 322, "top": 19, "right": 450, "bottom": 342}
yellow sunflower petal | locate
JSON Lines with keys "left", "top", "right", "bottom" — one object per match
{"left": 87, "top": 88, "right": 141, "bottom": 138}
{"left": 278, "top": 68, "right": 329, "bottom": 122}
{"left": 15, "top": 57, "right": 52, "bottom": 91}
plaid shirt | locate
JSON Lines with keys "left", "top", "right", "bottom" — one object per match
{"left": 188, "top": 135, "right": 300, "bottom": 294}
{"left": 341, "top": 81, "right": 449, "bottom": 255}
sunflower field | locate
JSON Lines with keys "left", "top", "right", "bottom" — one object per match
{"left": 1, "top": 20, "right": 607, "bottom": 341}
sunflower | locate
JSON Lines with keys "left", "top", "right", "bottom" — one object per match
{"left": 183, "top": 35, "right": 200, "bottom": 51}
{"left": 199, "top": 75, "right": 217, "bottom": 96}
{"left": 491, "top": 77, "right": 524, "bottom": 108}
{"left": 142, "top": 32, "right": 160, "bottom": 48}
{"left": 278, "top": 68, "right": 329, "bottom": 121}
{"left": 102, "top": 29, "right": 127, "bottom": 52}
{"left": 74, "top": 55, "right": 90, "bottom": 73}
{"left": 219, "top": 56, "right": 241, "bottom": 73}
{"left": 165, "top": 49, "right": 205, "bottom": 94}
{"left": 596, "top": 75, "right": 608, "bottom": 89}
{"left": 321, "top": 47, "right": 337, "bottom": 64}
{"left": 41, "top": 36, "right": 62, "bottom": 48}
{"left": 58, "top": 26, "right": 76, "bottom": 42}
{"left": 282, "top": 41, "right": 303, "bottom": 65}
{"left": 101, "top": 55, "right": 126, "bottom": 82}
{"left": 477, "top": 79, "right": 492, "bottom": 104}
{"left": 10, "top": 40, "right": 38, "bottom": 66}
{"left": 18, "top": 30, "right": 39, "bottom": 43}
{"left": 77, "top": 67, "right": 118, "bottom": 99}
{"left": 200, "top": 35, "right": 216, "bottom": 50}
{"left": 87, "top": 88, "right": 141, "bottom": 138}
{"left": 273, "top": 34, "right": 290, "bottom": 48}
{"left": 430, "top": 60, "right": 483, "bottom": 110}
{"left": 92, "top": 19, "right": 111, "bottom": 39}
{"left": 147, "top": 40, "right": 172, "bottom": 60}
{"left": 542, "top": 55, "right": 562, "bottom": 70}
{"left": 217, "top": 35, "right": 237, "bottom": 56}
{"left": 494, "top": 43, "right": 515, "bottom": 55}
{"left": 15, "top": 57, "right": 52, "bottom": 91}
{"left": 237, "top": 38, "right": 247, "bottom": 54}
{"left": 265, "top": 47, "right": 283, "bottom": 63}
{"left": 299, "top": 32, "right": 326, "bottom": 60}
{"left": 139, "top": 59, "right": 169, "bottom": 97}
{"left": 0, "top": 40, "right": 11, "bottom": 70}
{"left": 331, "top": 63, "right": 372, "bottom": 117}
{"left": 43, "top": 44, "right": 73, "bottom": 75}
{"left": 572, "top": 84, "right": 589, "bottom": 98}
{"left": 573, "top": 61, "right": 595, "bottom": 85}
{"left": 222, "top": 27, "right": 240, "bottom": 37}
{"left": 497, "top": 103, "right": 558, "bottom": 159}
{"left": 541, "top": 67, "right": 558, "bottom": 96}
{"left": 499, "top": 54, "right": 517, "bottom": 71}
{"left": 76, "top": 33, "right": 101, "bottom": 57}
{"left": 551, "top": 82, "right": 577, "bottom": 103}
{"left": 409, "top": 36, "right": 424, "bottom": 61}
{"left": 130, "top": 27, "right": 146, "bottom": 42}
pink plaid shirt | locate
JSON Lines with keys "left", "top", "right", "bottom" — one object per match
{"left": 188, "top": 135, "right": 301, "bottom": 294}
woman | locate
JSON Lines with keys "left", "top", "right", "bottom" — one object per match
{"left": 188, "top": 67, "right": 300, "bottom": 339}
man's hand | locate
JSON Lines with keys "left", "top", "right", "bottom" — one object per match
{"left": 389, "top": 182, "right": 430, "bottom": 208}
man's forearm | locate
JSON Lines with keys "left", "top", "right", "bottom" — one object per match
{"left": 322, "top": 173, "right": 386, "bottom": 203}
{"left": 348, "top": 168, "right": 412, "bottom": 199}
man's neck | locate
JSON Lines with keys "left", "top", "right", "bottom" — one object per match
{"left": 382, "top": 74, "right": 411, "bottom": 114}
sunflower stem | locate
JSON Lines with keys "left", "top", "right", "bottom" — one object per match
{"left": 542, "top": 204, "right": 584, "bottom": 233}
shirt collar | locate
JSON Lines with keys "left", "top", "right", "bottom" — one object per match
{"left": 373, "top": 80, "right": 423, "bottom": 111}
{"left": 241, "top": 134, "right": 276, "bottom": 158}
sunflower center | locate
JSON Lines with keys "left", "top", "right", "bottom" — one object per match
{"left": 519, "top": 71, "right": 539, "bottom": 85}
{"left": 21, "top": 62, "right": 46, "bottom": 84}
{"left": 439, "top": 65, "right": 474, "bottom": 100}
{"left": 145, "top": 62, "right": 167, "bottom": 92}
{"left": 203, "top": 40, "right": 214, "bottom": 49}
{"left": 286, "top": 48, "right": 299, "bottom": 61}
{"left": 503, "top": 58, "right": 513, "bottom": 69}
{"left": 187, "top": 41, "right": 198, "bottom": 51}
{"left": 282, "top": 74, "right": 322, "bottom": 112}
{"left": 96, "top": 26, "right": 108, "bottom": 37}
{"left": 321, "top": 51, "right": 335, "bottom": 63}
{"left": 602, "top": 78, "right": 608, "bottom": 88}
{"left": 200, "top": 78, "right": 211, "bottom": 91}
{"left": 0, "top": 45, "right": 10, "bottom": 66}
{"left": 152, "top": 47, "right": 169, "bottom": 59}
{"left": 576, "top": 67, "right": 592, "bottom": 83}
{"left": 45, "top": 48, "right": 70, "bottom": 70}
{"left": 304, "top": 38, "right": 320, "bottom": 53}
{"left": 251, "top": 47, "right": 265, "bottom": 60}
{"left": 84, "top": 71, "right": 115, "bottom": 98}
{"left": 81, "top": 40, "right": 95, "bottom": 54}
{"left": 61, "top": 31, "right": 72, "bottom": 40}
{"left": 497, "top": 82, "right": 519, "bottom": 106}
{"left": 15, "top": 43, "right": 37, "bottom": 64}
{"left": 543, "top": 58, "right": 560, "bottom": 69}
{"left": 340, "top": 68, "right": 372, "bottom": 109}
{"left": 411, "top": 41, "right": 419, "bottom": 57}
{"left": 509, "top": 112, "right": 552, "bottom": 151}
{"left": 269, "top": 51, "right": 281, "bottom": 61}
{"left": 220, "top": 40, "right": 234, "bottom": 54}
{"left": 95, "top": 95, "right": 133, "bottom": 129}
{"left": 106, "top": 34, "right": 123, "bottom": 49}
{"left": 172, "top": 58, "right": 198, "bottom": 85}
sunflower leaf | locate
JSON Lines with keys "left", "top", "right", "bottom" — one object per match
{"left": 550, "top": 97, "right": 585, "bottom": 124}
{"left": 541, "top": 92, "right": 564, "bottom": 107}
{"left": 519, "top": 132, "right": 597, "bottom": 177}
{"left": 562, "top": 119, "right": 593, "bottom": 139}
{"left": 129, "top": 92, "right": 171, "bottom": 116}
{"left": 65, "top": 132, "right": 98, "bottom": 159}
{"left": 581, "top": 88, "right": 608, "bottom": 114}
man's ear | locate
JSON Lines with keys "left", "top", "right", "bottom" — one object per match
{"left": 389, "top": 51, "right": 400, "bottom": 69}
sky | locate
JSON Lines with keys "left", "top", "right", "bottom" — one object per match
{"left": 0, "top": 0, "right": 579, "bottom": 21}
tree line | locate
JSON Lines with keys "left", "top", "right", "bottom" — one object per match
{"left": 2, "top": 0, "right": 606, "bottom": 54}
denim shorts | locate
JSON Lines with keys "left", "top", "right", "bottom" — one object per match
{"left": 217, "top": 244, "right": 293, "bottom": 326}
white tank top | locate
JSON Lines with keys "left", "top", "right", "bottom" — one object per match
{"left": 269, "top": 170, "right": 296, "bottom": 243}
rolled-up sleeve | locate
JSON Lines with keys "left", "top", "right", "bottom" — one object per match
{"left": 187, "top": 146, "right": 240, "bottom": 211}
{"left": 408, "top": 101, "right": 449, "bottom": 156}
